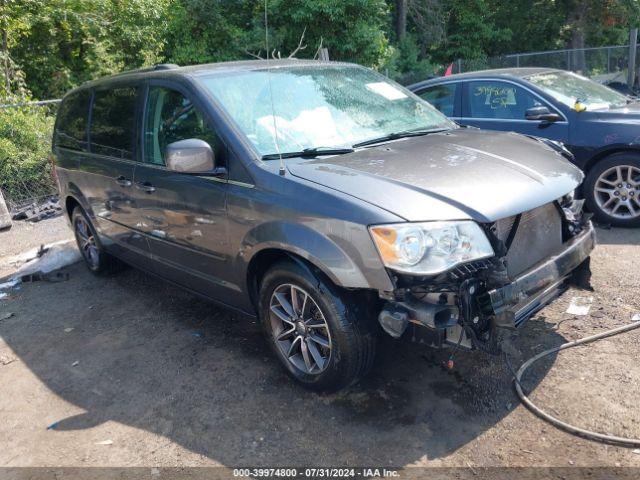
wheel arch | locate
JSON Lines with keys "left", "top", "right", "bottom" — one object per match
{"left": 65, "top": 196, "right": 81, "bottom": 219}
{"left": 240, "top": 221, "right": 390, "bottom": 313}
{"left": 63, "top": 183, "right": 94, "bottom": 221}
{"left": 584, "top": 145, "right": 640, "bottom": 174}
{"left": 246, "top": 248, "right": 325, "bottom": 312}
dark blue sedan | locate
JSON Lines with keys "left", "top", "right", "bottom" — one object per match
{"left": 409, "top": 68, "right": 640, "bottom": 227}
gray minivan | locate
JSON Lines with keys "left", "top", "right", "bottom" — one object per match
{"left": 53, "top": 60, "right": 595, "bottom": 391}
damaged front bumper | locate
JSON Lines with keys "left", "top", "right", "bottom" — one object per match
{"left": 489, "top": 221, "right": 595, "bottom": 328}
{"left": 378, "top": 218, "right": 596, "bottom": 353}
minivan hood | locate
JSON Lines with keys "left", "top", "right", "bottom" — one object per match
{"left": 288, "top": 129, "right": 583, "bottom": 222}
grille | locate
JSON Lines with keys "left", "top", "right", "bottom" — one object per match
{"left": 493, "top": 203, "right": 563, "bottom": 279}
{"left": 449, "top": 258, "right": 494, "bottom": 280}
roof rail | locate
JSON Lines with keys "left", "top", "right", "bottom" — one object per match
{"left": 153, "top": 63, "right": 180, "bottom": 71}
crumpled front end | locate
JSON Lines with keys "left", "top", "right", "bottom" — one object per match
{"left": 377, "top": 196, "right": 595, "bottom": 353}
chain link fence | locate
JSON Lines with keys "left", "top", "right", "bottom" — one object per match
{"left": 0, "top": 100, "right": 61, "bottom": 221}
{"left": 454, "top": 44, "right": 639, "bottom": 93}
{"left": 2, "top": 160, "right": 59, "bottom": 217}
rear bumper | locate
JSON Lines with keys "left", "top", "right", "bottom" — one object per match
{"left": 488, "top": 221, "right": 596, "bottom": 328}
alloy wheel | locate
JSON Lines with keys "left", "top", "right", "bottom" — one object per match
{"left": 75, "top": 216, "right": 100, "bottom": 269}
{"left": 269, "top": 283, "right": 332, "bottom": 375}
{"left": 594, "top": 164, "right": 640, "bottom": 220}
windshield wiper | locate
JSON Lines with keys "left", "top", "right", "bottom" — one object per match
{"left": 352, "top": 128, "right": 448, "bottom": 148}
{"left": 262, "top": 146, "right": 354, "bottom": 161}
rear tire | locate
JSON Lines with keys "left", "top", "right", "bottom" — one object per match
{"left": 584, "top": 153, "right": 640, "bottom": 227}
{"left": 258, "top": 260, "right": 377, "bottom": 392}
{"left": 72, "top": 207, "right": 122, "bottom": 275}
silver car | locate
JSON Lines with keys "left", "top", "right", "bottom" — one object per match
{"left": 53, "top": 60, "right": 595, "bottom": 391}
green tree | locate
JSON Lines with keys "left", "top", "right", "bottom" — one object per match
{"left": 431, "top": 0, "right": 511, "bottom": 65}
{"left": 165, "top": 0, "right": 391, "bottom": 68}
{"left": 5, "top": 0, "right": 640, "bottom": 98}
{"left": 267, "top": 0, "right": 390, "bottom": 66}
{"left": 164, "top": 0, "right": 256, "bottom": 65}
{"left": 0, "top": 0, "right": 32, "bottom": 99}
{"left": 7, "top": 0, "right": 170, "bottom": 99}
{"left": 0, "top": 105, "right": 55, "bottom": 204}
{"left": 489, "top": 0, "right": 565, "bottom": 54}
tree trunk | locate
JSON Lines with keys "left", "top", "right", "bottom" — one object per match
{"left": 396, "top": 0, "right": 407, "bottom": 41}
{"left": 567, "top": 1, "right": 588, "bottom": 74}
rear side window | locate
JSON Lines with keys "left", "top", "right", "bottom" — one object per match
{"left": 418, "top": 83, "right": 457, "bottom": 116}
{"left": 90, "top": 87, "right": 138, "bottom": 159}
{"left": 55, "top": 91, "right": 90, "bottom": 151}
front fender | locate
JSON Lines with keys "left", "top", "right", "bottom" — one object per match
{"left": 239, "top": 220, "right": 394, "bottom": 292}
{"left": 582, "top": 143, "right": 640, "bottom": 172}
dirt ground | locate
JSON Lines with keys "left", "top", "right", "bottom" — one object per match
{"left": 0, "top": 218, "right": 639, "bottom": 473}
{"left": 0, "top": 215, "right": 72, "bottom": 278}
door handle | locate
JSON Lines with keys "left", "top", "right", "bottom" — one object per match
{"left": 135, "top": 181, "right": 156, "bottom": 193}
{"left": 115, "top": 176, "right": 132, "bottom": 187}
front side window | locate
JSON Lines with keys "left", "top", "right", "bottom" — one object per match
{"left": 468, "top": 80, "right": 542, "bottom": 119}
{"left": 198, "top": 65, "right": 455, "bottom": 158}
{"left": 90, "top": 87, "right": 138, "bottom": 159}
{"left": 526, "top": 70, "right": 628, "bottom": 110}
{"left": 418, "top": 83, "right": 457, "bottom": 116}
{"left": 55, "top": 90, "right": 90, "bottom": 151}
{"left": 143, "top": 87, "right": 220, "bottom": 166}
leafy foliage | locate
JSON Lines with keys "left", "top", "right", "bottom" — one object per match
{"left": 383, "top": 33, "right": 439, "bottom": 85}
{"left": 2, "top": 0, "right": 639, "bottom": 205}
{"left": 431, "top": 0, "right": 512, "bottom": 64}
{"left": 163, "top": 0, "right": 390, "bottom": 68}
{"left": 7, "top": 0, "right": 170, "bottom": 99}
{"left": 163, "top": 0, "right": 255, "bottom": 65}
{"left": 265, "top": 0, "right": 390, "bottom": 66}
{"left": 0, "top": 105, "right": 55, "bottom": 203}
{"left": 3, "top": 0, "right": 640, "bottom": 99}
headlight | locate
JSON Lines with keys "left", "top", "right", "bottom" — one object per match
{"left": 369, "top": 221, "right": 494, "bottom": 275}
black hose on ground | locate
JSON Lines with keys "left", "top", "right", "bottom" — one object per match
{"left": 514, "top": 320, "right": 640, "bottom": 447}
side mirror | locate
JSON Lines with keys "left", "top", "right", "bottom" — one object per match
{"left": 525, "top": 105, "right": 561, "bottom": 122}
{"left": 165, "top": 138, "right": 217, "bottom": 174}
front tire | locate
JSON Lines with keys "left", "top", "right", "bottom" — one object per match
{"left": 584, "top": 153, "right": 640, "bottom": 227}
{"left": 259, "top": 261, "right": 376, "bottom": 392}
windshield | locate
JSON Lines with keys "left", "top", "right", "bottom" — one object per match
{"left": 198, "top": 65, "right": 455, "bottom": 157}
{"left": 526, "top": 70, "right": 628, "bottom": 110}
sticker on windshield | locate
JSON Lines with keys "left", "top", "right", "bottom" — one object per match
{"left": 365, "top": 82, "right": 407, "bottom": 100}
